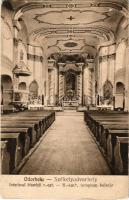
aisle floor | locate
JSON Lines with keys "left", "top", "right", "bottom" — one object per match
{"left": 20, "top": 111, "right": 111, "bottom": 175}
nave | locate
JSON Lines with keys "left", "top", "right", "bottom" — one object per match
{"left": 1, "top": 0, "right": 129, "bottom": 176}
{"left": 19, "top": 111, "right": 111, "bottom": 175}
{"left": 1, "top": 109, "right": 128, "bottom": 175}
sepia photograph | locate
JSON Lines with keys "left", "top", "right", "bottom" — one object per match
{"left": 0, "top": 0, "right": 129, "bottom": 186}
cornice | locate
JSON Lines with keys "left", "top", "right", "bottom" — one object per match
{"left": 27, "top": 53, "right": 43, "bottom": 62}
{"left": 99, "top": 53, "right": 116, "bottom": 62}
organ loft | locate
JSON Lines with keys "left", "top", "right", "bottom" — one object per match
{"left": 1, "top": 0, "right": 129, "bottom": 176}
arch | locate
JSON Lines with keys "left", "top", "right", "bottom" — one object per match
{"left": 64, "top": 70, "right": 77, "bottom": 100}
{"left": 29, "top": 80, "right": 39, "bottom": 98}
{"left": 103, "top": 80, "right": 113, "bottom": 99}
{"left": 116, "top": 82, "right": 125, "bottom": 94}
{"left": 115, "top": 82, "right": 125, "bottom": 110}
{"left": 18, "top": 82, "right": 26, "bottom": 90}
{"left": 1, "top": 75, "right": 13, "bottom": 110}
{"left": 1, "top": 75, "right": 13, "bottom": 90}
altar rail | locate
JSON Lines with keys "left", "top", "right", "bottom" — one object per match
{"left": 63, "top": 101, "right": 79, "bottom": 107}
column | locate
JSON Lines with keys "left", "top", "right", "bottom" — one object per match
{"left": 76, "top": 63, "right": 84, "bottom": 105}
{"left": 54, "top": 66, "right": 58, "bottom": 105}
{"left": 48, "top": 69, "right": 55, "bottom": 105}
{"left": 77, "top": 72, "right": 82, "bottom": 105}
{"left": 59, "top": 72, "right": 65, "bottom": 102}
{"left": 58, "top": 63, "right": 65, "bottom": 103}
{"left": 83, "top": 64, "right": 95, "bottom": 106}
{"left": 12, "top": 22, "right": 20, "bottom": 97}
{"left": 124, "top": 42, "right": 129, "bottom": 111}
{"left": 91, "top": 68, "right": 96, "bottom": 105}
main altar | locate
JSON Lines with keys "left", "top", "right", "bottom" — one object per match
{"left": 58, "top": 62, "right": 84, "bottom": 107}
{"left": 47, "top": 55, "right": 95, "bottom": 109}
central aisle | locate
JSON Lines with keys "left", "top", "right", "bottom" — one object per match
{"left": 20, "top": 111, "right": 111, "bottom": 175}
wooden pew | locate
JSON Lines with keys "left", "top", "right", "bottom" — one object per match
{"left": 87, "top": 114, "right": 127, "bottom": 129}
{"left": 114, "top": 137, "right": 128, "bottom": 175}
{"left": 85, "top": 113, "right": 127, "bottom": 135}
{"left": 19, "top": 111, "right": 55, "bottom": 128}
{"left": 86, "top": 113, "right": 128, "bottom": 138}
{"left": 100, "top": 124, "right": 128, "bottom": 149}
{"left": 95, "top": 121, "right": 127, "bottom": 143}
{"left": 1, "top": 119, "right": 41, "bottom": 141}
{"left": 2, "top": 110, "right": 55, "bottom": 132}
{"left": 1, "top": 127, "right": 32, "bottom": 154}
{"left": 84, "top": 110, "right": 128, "bottom": 123}
{"left": 1, "top": 111, "right": 55, "bottom": 174}
{"left": 95, "top": 119, "right": 127, "bottom": 140}
{"left": 106, "top": 130, "right": 128, "bottom": 165}
{"left": 2, "top": 116, "right": 44, "bottom": 134}
{"left": 84, "top": 110, "right": 128, "bottom": 175}
{"left": 1, "top": 141, "right": 10, "bottom": 174}
{"left": 1, "top": 132, "right": 23, "bottom": 173}
{"left": 2, "top": 111, "right": 54, "bottom": 134}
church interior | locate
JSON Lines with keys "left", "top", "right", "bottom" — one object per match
{"left": 1, "top": 0, "right": 129, "bottom": 175}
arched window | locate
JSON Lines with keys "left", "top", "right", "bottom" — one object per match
{"left": 116, "top": 82, "right": 125, "bottom": 94}
{"left": 19, "top": 82, "right": 26, "bottom": 90}
{"left": 29, "top": 80, "right": 38, "bottom": 98}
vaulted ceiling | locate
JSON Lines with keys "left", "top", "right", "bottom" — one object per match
{"left": 9, "top": 0, "right": 128, "bottom": 58}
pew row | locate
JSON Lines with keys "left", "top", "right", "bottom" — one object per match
{"left": 84, "top": 110, "right": 129, "bottom": 175}
{"left": 114, "top": 137, "right": 128, "bottom": 175}
{"left": 1, "top": 132, "right": 24, "bottom": 173}
{"left": 1, "top": 141, "right": 10, "bottom": 174}
{"left": 1, "top": 110, "right": 56, "bottom": 174}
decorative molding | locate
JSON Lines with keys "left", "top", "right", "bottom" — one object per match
{"left": 27, "top": 53, "right": 43, "bottom": 62}
{"left": 33, "top": 10, "right": 109, "bottom": 26}
{"left": 13, "top": 20, "right": 21, "bottom": 31}
{"left": 59, "top": 63, "right": 82, "bottom": 74}
{"left": 99, "top": 53, "right": 116, "bottom": 62}
{"left": 31, "top": 25, "right": 114, "bottom": 43}
{"left": 48, "top": 38, "right": 97, "bottom": 52}
{"left": 15, "top": 1, "right": 128, "bottom": 14}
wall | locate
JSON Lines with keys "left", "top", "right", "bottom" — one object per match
{"left": 83, "top": 63, "right": 95, "bottom": 106}
{"left": 115, "top": 16, "right": 128, "bottom": 110}
{"left": 27, "top": 45, "right": 44, "bottom": 98}
{"left": 98, "top": 44, "right": 116, "bottom": 97}
{"left": 96, "top": 14, "right": 128, "bottom": 110}
{"left": 1, "top": 6, "right": 14, "bottom": 78}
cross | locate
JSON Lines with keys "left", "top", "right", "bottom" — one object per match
{"left": 67, "top": 16, "right": 75, "bottom": 21}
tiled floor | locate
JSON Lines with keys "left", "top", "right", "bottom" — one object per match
{"left": 20, "top": 111, "right": 111, "bottom": 175}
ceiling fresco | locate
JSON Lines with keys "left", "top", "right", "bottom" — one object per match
{"left": 33, "top": 10, "right": 109, "bottom": 25}
{"left": 8, "top": 0, "right": 128, "bottom": 57}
